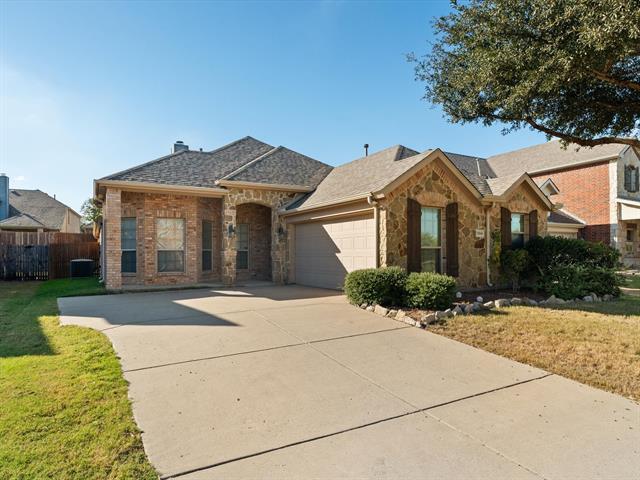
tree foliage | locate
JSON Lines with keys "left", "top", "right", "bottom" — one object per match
{"left": 80, "top": 198, "right": 102, "bottom": 226}
{"left": 411, "top": 0, "right": 640, "bottom": 148}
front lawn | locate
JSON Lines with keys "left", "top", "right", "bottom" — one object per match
{"left": 625, "top": 275, "right": 640, "bottom": 289}
{"left": 0, "top": 279, "right": 156, "bottom": 479}
{"left": 430, "top": 295, "right": 640, "bottom": 401}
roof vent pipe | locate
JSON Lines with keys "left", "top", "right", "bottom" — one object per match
{"left": 364, "top": 144, "right": 369, "bottom": 156}
{"left": 172, "top": 141, "right": 189, "bottom": 153}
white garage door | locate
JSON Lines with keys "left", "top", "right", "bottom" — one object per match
{"left": 294, "top": 214, "right": 376, "bottom": 289}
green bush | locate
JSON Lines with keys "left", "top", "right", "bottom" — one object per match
{"left": 343, "top": 267, "right": 407, "bottom": 306}
{"left": 525, "top": 236, "right": 622, "bottom": 299}
{"left": 500, "top": 249, "right": 530, "bottom": 292}
{"left": 405, "top": 272, "right": 457, "bottom": 310}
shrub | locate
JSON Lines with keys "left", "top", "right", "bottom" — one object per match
{"left": 343, "top": 267, "right": 407, "bottom": 306}
{"left": 525, "top": 236, "right": 622, "bottom": 299}
{"left": 500, "top": 249, "right": 530, "bottom": 292}
{"left": 405, "top": 272, "right": 457, "bottom": 310}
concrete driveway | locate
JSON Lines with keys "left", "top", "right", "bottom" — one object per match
{"left": 59, "top": 285, "right": 639, "bottom": 479}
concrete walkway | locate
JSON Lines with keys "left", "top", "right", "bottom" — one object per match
{"left": 59, "top": 285, "right": 639, "bottom": 479}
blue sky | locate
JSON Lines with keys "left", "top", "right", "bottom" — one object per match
{"left": 0, "top": 1, "right": 547, "bottom": 212}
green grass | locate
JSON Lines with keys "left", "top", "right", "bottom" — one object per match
{"left": 430, "top": 295, "right": 640, "bottom": 400}
{"left": 0, "top": 279, "right": 156, "bottom": 480}
{"left": 625, "top": 275, "right": 640, "bottom": 289}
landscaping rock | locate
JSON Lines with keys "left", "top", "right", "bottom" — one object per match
{"left": 434, "top": 310, "right": 447, "bottom": 321}
{"left": 444, "top": 308, "right": 453, "bottom": 318}
{"left": 545, "top": 295, "right": 565, "bottom": 305}
{"left": 603, "top": 294, "right": 613, "bottom": 301}
{"left": 472, "top": 302, "right": 482, "bottom": 311}
{"left": 455, "top": 291, "right": 463, "bottom": 299}
{"left": 464, "top": 303, "right": 474, "bottom": 314}
{"left": 423, "top": 313, "right": 437, "bottom": 324}
{"left": 510, "top": 297, "right": 523, "bottom": 306}
{"left": 483, "top": 301, "right": 495, "bottom": 309}
{"left": 395, "top": 310, "right": 406, "bottom": 321}
{"left": 495, "top": 298, "right": 511, "bottom": 308}
{"left": 452, "top": 305, "right": 463, "bottom": 316}
{"left": 583, "top": 295, "right": 593, "bottom": 302}
{"left": 524, "top": 298, "right": 538, "bottom": 306}
{"left": 387, "top": 309, "right": 398, "bottom": 318}
{"left": 591, "top": 293, "right": 601, "bottom": 302}
{"left": 476, "top": 296, "right": 484, "bottom": 303}
{"left": 366, "top": 305, "right": 375, "bottom": 312}
{"left": 374, "top": 305, "right": 389, "bottom": 316}
{"left": 360, "top": 303, "right": 368, "bottom": 309}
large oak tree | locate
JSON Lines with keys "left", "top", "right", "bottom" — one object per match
{"left": 412, "top": 0, "right": 640, "bottom": 149}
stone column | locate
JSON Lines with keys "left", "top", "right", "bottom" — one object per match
{"left": 221, "top": 196, "right": 237, "bottom": 285}
{"left": 271, "top": 209, "right": 287, "bottom": 284}
{"left": 104, "top": 187, "right": 122, "bottom": 290}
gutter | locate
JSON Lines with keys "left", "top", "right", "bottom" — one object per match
{"left": 94, "top": 179, "right": 228, "bottom": 198}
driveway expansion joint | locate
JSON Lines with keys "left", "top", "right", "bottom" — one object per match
{"left": 159, "top": 372, "right": 554, "bottom": 480}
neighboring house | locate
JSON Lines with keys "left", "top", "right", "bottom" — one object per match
{"left": 0, "top": 174, "right": 81, "bottom": 233}
{"left": 94, "top": 137, "right": 554, "bottom": 290}
{"left": 484, "top": 141, "right": 640, "bottom": 266}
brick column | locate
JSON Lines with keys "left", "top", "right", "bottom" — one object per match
{"left": 222, "top": 196, "right": 236, "bottom": 285}
{"left": 104, "top": 188, "right": 122, "bottom": 290}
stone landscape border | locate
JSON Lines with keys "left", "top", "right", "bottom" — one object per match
{"left": 360, "top": 291, "right": 616, "bottom": 329}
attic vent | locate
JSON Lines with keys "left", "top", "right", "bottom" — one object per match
{"left": 173, "top": 141, "right": 189, "bottom": 153}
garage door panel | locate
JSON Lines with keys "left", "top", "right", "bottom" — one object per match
{"left": 295, "top": 215, "right": 375, "bottom": 289}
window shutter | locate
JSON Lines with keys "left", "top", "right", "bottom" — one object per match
{"left": 529, "top": 209, "right": 538, "bottom": 238}
{"left": 407, "top": 198, "right": 421, "bottom": 272}
{"left": 445, "top": 202, "right": 459, "bottom": 277}
{"left": 625, "top": 166, "right": 631, "bottom": 191}
{"left": 501, "top": 207, "right": 511, "bottom": 250}
{"left": 635, "top": 167, "right": 640, "bottom": 192}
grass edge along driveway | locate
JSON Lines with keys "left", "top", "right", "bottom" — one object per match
{"left": 0, "top": 279, "right": 156, "bottom": 480}
{"left": 430, "top": 295, "right": 640, "bottom": 401}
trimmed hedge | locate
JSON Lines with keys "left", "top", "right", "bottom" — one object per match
{"left": 405, "top": 272, "right": 457, "bottom": 310}
{"left": 343, "top": 267, "right": 407, "bottom": 307}
{"left": 524, "top": 236, "right": 622, "bottom": 299}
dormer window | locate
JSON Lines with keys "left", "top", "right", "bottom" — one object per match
{"left": 624, "top": 165, "right": 639, "bottom": 193}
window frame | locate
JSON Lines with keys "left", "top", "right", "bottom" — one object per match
{"left": 511, "top": 213, "right": 526, "bottom": 249}
{"left": 156, "top": 218, "right": 186, "bottom": 273}
{"left": 420, "top": 207, "right": 442, "bottom": 274}
{"left": 625, "top": 165, "right": 639, "bottom": 193}
{"left": 236, "top": 223, "right": 249, "bottom": 270}
{"left": 121, "top": 217, "right": 137, "bottom": 274}
{"left": 202, "top": 220, "right": 213, "bottom": 272}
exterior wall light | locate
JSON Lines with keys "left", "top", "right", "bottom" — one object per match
{"left": 227, "top": 224, "right": 235, "bottom": 238}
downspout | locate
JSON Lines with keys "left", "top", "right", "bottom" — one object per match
{"left": 485, "top": 204, "right": 494, "bottom": 287}
{"left": 367, "top": 193, "right": 380, "bottom": 268}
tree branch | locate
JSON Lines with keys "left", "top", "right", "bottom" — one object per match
{"left": 589, "top": 69, "right": 640, "bottom": 92}
{"left": 524, "top": 117, "right": 640, "bottom": 149}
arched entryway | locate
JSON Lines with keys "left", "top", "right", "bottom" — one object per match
{"left": 235, "top": 203, "right": 272, "bottom": 281}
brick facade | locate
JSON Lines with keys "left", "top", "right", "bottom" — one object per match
{"left": 531, "top": 161, "right": 610, "bottom": 244}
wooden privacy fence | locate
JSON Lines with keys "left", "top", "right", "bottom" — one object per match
{"left": 0, "top": 232, "right": 99, "bottom": 281}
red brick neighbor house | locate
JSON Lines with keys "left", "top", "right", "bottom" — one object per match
{"left": 94, "top": 137, "right": 556, "bottom": 290}
{"left": 485, "top": 141, "right": 640, "bottom": 267}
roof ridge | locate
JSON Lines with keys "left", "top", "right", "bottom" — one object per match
{"left": 206, "top": 135, "right": 272, "bottom": 154}
{"left": 219, "top": 146, "right": 282, "bottom": 181}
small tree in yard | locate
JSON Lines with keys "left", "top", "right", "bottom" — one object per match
{"left": 500, "top": 249, "right": 530, "bottom": 293}
{"left": 411, "top": 0, "right": 640, "bottom": 149}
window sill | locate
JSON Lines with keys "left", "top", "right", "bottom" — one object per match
{"left": 122, "top": 273, "right": 137, "bottom": 277}
{"left": 156, "top": 272, "right": 186, "bottom": 276}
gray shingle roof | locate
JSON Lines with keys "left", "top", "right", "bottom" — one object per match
{"left": 486, "top": 140, "right": 626, "bottom": 177}
{"left": 226, "top": 146, "right": 332, "bottom": 188}
{"left": 548, "top": 210, "right": 585, "bottom": 225}
{"left": 288, "top": 145, "right": 424, "bottom": 210}
{"left": 2, "top": 189, "right": 73, "bottom": 230}
{"left": 444, "top": 152, "right": 494, "bottom": 196}
{"left": 102, "top": 136, "right": 332, "bottom": 190}
{"left": 485, "top": 173, "right": 525, "bottom": 196}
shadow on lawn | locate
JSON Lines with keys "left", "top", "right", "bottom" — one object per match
{"left": 539, "top": 295, "right": 640, "bottom": 317}
{"left": 0, "top": 282, "right": 53, "bottom": 357}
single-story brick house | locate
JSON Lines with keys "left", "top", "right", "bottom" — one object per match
{"left": 94, "top": 136, "right": 556, "bottom": 290}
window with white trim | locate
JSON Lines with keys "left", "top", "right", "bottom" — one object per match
{"left": 121, "top": 217, "right": 136, "bottom": 273}
{"left": 156, "top": 218, "right": 185, "bottom": 272}
{"left": 420, "top": 207, "right": 441, "bottom": 273}
{"left": 511, "top": 213, "right": 525, "bottom": 248}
